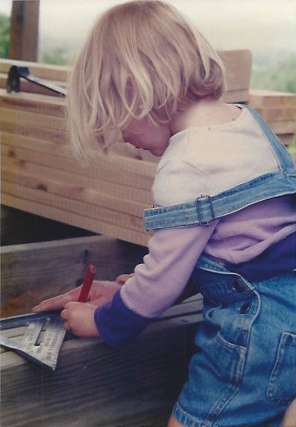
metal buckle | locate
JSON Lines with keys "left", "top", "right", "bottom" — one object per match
{"left": 196, "top": 194, "right": 215, "bottom": 226}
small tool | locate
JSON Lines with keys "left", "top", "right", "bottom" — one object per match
{"left": 6, "top": 65, "right": 67, "bottom": 97}
{"left": 0, "top": 311, "right": 66, "bottom": 370}
{"left": 0, "top": 265, "right": 97, "bottom": 370}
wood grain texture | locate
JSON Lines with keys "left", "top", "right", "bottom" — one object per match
{"left": 1, "top": 235, "right": 148, "bottom": 316}
{"left": 1, "top": 54, "right": 295, "bottom": 246}
{"left": 1, "top": 297, "right": 202, "bottom": 427}
{"left": 1, "top": 193, "right": 152, "bottom": 246}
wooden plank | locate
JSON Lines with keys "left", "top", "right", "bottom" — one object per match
{"left": 1, "top": 232, "right": 201, "bottom": 427}
{"left": 0, "top": 73, "right": 66, "bottom": 97}
{"left": 1, "top": 49, "right": 252, "bottom": 100}
{"left": 0, "top": 73, "right": 8, "bottom": 90}
{"left": 1, "top": 107, "right": 66, "bottom": 132}
{"left": 1, "top": 151, "right": 153, "bottom": 205}
{"left": 1, "top": 121, "right": 67, "bottom": 145}
{"left": 264, "top": 121, "right": 295, "bottom": 135}
{"left": 1, "top": 166, "right": 147, "bottom": 217}
{"left": 279, "top": 134, "right": 295, "bottom": 147}
{"left": 1, "top": 193, "right": 151, "bottom": 246}
{"left": 219, "top": 49, "right": 252, "bottom": 92}
{"left": 0, "top": 142, "right": 156, "bottom": 191}
{"left": 221, "top": 89, "right": 249, "bottom": 103}
{"left": 9, "top": 1, "right": 40, "bottom": 61}
{"left": 248, "top": 90, "right": 296, "bottom": 109}
{"left": 1, "top": 235, "right": 148, "bottom": 316}
{"left": 254, "top": 107, "right": 296, "bottom": 122}
{"left": 0, "top": 89, "right": 66, "bottom": 117}
{"left": 0, "top": 59, "right": 69, "bottom": 82}
{"left": 2, "top": 181, "right": 145, "bottom": 233}
{"left": 0, "top": 129, "right": 157, "bottom": 179}
{"left": 0, "top": 310, "right": 200, "bottom": 427}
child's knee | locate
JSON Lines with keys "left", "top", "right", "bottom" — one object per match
{"left": 167, "top": 414, "right": 186, "bottom": 427}
{"left": 282, "top": 399, "right": 296, "bottom": 426}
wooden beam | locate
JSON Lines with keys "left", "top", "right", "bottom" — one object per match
{"left": 9, "top": 1, "right": 40, "bottom": 62}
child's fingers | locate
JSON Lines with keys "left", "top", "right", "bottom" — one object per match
{"left": 62, "top": 320, "right": 71, "bottom": 331}
{"left": 115, "top": 273, "right": 134, "bottom": 285}
{"left": 32, "top": 292, "right": 76, "bottom": 312}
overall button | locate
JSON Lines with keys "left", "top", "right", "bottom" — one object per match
{"left": 233, "top": 280, "right": 244, "bottom": 292}
{"left": 239, "top": 302, "right": 251, "bottom": 314}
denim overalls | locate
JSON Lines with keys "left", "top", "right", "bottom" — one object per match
{"left": 144, "top": 105, "right": 296, "bottom": 427}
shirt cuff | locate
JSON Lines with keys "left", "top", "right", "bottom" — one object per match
{"left": 94, "top": 289, "right": 153, "bottom": 348}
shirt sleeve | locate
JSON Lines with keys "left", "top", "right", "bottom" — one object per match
{"left": 94, "top": 222, "right": 217, "bottom": 348}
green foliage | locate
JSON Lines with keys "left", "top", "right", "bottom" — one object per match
{"left": 288, "top": 134, "right": 296, "bottom": 159}
{"left": 40, "top": 48, "right": 69, "bottom": 65}
{"left": 251, "top": 56, "right": 296, "bottom": 94}
{"left": 0, "top": 14, "right": 10, "bottom": 58}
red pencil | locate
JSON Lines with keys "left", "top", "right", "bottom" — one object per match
{"left": 78, "top": 265, "right": 97, "bottom": 303}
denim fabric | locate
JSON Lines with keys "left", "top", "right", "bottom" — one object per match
{"left": 143, "top": 105, "right": 296, "bottom": 230}
{"left": 142, "top": 105, "right": 296, "bottom": 425}
{"left": 172, "top": 258, "right": 296, "bottom": 426}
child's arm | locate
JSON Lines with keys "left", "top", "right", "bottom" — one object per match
{"left": 32, "top": 276, "right": 132, "bottom": 336}
{"left": 33, "top": 278, "right": 125, "bottom": 312}
{"left": 96, "top": 222, "right": 217, "bottom": 347}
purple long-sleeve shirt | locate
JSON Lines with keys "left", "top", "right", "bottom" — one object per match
{"left": 95, "top": 108, "right": 296, "bottom": 347}
{"left": 95, "top": 195, "right": 295, "bottom": 347}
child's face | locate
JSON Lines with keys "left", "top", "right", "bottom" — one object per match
{"left": 122, "top": 116, "right": 171, "bottom": 157}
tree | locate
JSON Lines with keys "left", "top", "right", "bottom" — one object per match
{"left": 0, "top": 14, "right": 10, "bottom": 58}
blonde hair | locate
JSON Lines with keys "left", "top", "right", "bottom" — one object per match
{"left": 68, "top": 0, "right": 225, "bottom": 159}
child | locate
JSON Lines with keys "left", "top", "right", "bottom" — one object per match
{"left": 33, "top": 2, "right": 296, "bottom": 426}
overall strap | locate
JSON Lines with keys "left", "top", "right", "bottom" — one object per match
{"left": 143, "top": 105, "right": 296, "bottom": 231}
{"left": 240, "top": 104, "right": 295, "bottom": 171}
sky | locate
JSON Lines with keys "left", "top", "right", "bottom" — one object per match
{"left": 0, "top": 0, "right": 295, "bottom": 56}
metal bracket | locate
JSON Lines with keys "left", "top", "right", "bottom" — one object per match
{"left": 7, "top": 65, "right": 67, "bottom": 97}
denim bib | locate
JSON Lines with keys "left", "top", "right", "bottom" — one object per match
{"left": 143, "top": 105, "right": 296, "bottom": 231}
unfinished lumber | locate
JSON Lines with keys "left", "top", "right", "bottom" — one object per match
{"left": 0, "top": 59, "right": 69, "bottom": 83}
{"left": 0, "top": 50, "right": 252, "bottom": 100}
{"left": 254, "top": 107, "right": 296, "bottom": 123}
{"left": 248, "top": 89, "right": 296, "bottom": 109}
{"left": 2, "top": 181, "right": 145, "bottom": 234}
{"left": 0, "top": 90, "right": 66, "bottom": 117}
{"left": 1, "top": 193, "right": 151, "bottom": 246}
{"left": 0, "top": 140, "right": 157, "bottom": 191}
{"left": 219, "top": 49, "right": 252, "bottom": 98}
{"left": 1, "top": 57, "right": 295, "bottom": 247}
{"left": 1, "top": 153, "right": 152, "bottom": 205}
{"left": 1, "top": 107, "right": 66, "bottom": 132}
{"left": 2, "top": 167, "right": 147, "bottom": 217}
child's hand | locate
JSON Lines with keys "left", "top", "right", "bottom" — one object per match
{"left": 32, "top": 274, "right": 134, "bottom": 313}
{"left": 61, "top": 302, "right": 99, "bottom": 337}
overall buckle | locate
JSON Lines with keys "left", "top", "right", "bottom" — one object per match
{"left": 197, "top": 195, "right": 215, "bottom": 226}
